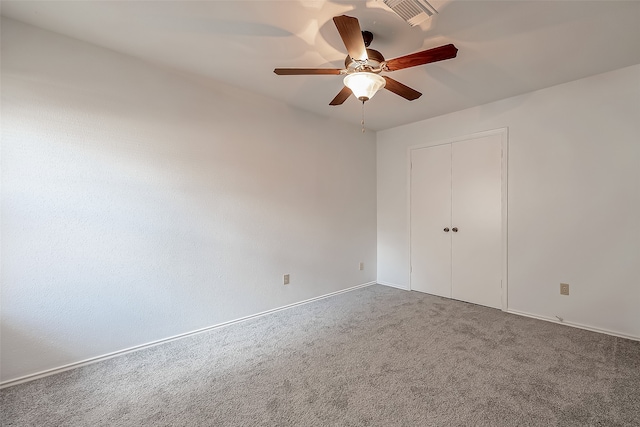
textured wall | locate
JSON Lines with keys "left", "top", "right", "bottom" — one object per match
{"left": 377, "top": 64, "right": 640, "bottom": 339}
{"left": 1, "top": 18, "right": 377, "bottom": 382}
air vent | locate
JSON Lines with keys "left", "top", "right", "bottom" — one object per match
{"left": 383, "top": 0, "right": 438, "bottom": 27}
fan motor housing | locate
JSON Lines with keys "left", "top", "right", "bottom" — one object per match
{"left": 345, "top": 48, "right": 386, "bottom": 72}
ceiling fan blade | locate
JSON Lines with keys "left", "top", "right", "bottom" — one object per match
{"left": 382, "top": 76, "right": 422, "bottom": 101}
{"left": 333, "top": 15, "right": 368, "bottom": 62}
{"left": 385, "top": 44, "right": 458, "bottom": 71}
{"left": 274, "top": 68, "right": 343, "bottom": 75}
{"left": 329, "top": 86, "right": 353, "bottom": 106}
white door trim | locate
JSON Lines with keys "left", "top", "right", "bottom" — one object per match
{"left": 407, "top": 127, "right": 509, "bottom": 311}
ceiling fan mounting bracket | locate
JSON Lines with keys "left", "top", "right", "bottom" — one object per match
{"left": 362, "top": 30, "right": 373, "bottom": 47}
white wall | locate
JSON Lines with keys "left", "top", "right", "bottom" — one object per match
{"left": 377, "top": 64, "right": 640, "bottom": 339}
{"left": 0, "top": 18, "right": 377, "bottom": 383}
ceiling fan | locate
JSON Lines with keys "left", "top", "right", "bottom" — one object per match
{"left": 274, "top": 15, "right": 458, "bottom": 106}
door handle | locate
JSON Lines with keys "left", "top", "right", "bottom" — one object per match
{"left": 452, "top": 227, "right": 458, "bottom": 232}
{"left": 443, "top": 227, "right": 450, "bottom": 232}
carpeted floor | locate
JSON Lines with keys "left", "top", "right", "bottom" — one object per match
{"left": 1, "top": 285, "right": 639, "bottom": 426}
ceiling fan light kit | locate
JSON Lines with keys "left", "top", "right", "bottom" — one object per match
{"left": 343, "top": 72, "right": 386, "bottom": 102}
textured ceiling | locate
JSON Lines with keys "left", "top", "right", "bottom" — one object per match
{"left": 2, "top": 1, "right": 640, "bottom": 131}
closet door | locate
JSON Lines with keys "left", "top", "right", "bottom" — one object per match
{"left": 410, "top": 144, "right": 452, "bottom": 298}
{"left": 451, "top": 134, "right": 503, "bottom": 309}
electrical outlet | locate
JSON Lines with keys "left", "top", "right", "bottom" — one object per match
{"left": 283, "top": 274, "right": 290, "bottom": 285}
{"left": 359, "top": 262, "right": 364, "bottom": 271}
{"left": 560, "top": 283, "right": 569, "bottom": 296}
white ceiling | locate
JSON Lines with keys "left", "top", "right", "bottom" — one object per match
{"left": 2, "top": 1, "right": 639, "bottom": 131}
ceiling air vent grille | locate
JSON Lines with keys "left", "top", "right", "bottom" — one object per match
{"left": 382, "top": 0, "right": 438, "bottom": 27}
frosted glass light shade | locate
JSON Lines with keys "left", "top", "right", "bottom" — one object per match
{"left": 343, "top": 72, "right": 386, "bottom": 101}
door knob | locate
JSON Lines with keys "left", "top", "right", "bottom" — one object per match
{"left": 452, "top": 227, "right": 458, "bottom": 232}
{"left": 444, "top": 227, "right": 450, "bottom": 232}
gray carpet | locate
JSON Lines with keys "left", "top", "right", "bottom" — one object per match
{"left": 1, "top": 285, "right": 639, "bottom": 426}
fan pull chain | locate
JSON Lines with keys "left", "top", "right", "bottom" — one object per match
{"left": 361, "top": 100, "right": 366, "bottom": 133}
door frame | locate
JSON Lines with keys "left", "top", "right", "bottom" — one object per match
{"left": 407, "top": 127, "right": 509, "bottom": 311}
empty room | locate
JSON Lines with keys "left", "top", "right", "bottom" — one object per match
{"left": 1, "top": 1, "right": 639, "bottom": 425}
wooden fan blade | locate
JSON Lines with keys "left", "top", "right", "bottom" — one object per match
{"left": 385, "top": 44, "right": 458, "bottom": 71}
{"left": 333, "top": 15, "right": 368, "bottom": 62}
{"left": 329, "top": 86, "right": 352, "bottom": 106}
{"left": 274, "top": 68, "right": 343, "bottom": 75}
{"left": 383, "top": 76, "right": 422, "bottom": 101}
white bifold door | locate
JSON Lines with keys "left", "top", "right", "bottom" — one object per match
{"left": 410, "top": 131, "right": 505, "bottom": 309}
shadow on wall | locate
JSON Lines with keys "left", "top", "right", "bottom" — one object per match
{"left": 0, "top": 323, "right": 73, "bottom": 382}
{"left": 1, "top": 20, "right": 376, "bottom": 383}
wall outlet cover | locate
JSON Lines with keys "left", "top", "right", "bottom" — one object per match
{"left": 560, "top": 283, "right": 569, "bottom": 295}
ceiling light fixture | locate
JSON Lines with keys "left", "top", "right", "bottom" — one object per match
{"left": 343, "top": 72, "right": 386, "bottom": 132}
{"left": 343, "top": 72, "right": 386, "bottom": 102}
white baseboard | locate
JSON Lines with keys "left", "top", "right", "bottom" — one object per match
{"left": 507, "top": 309, "right": 640, "bottom": 342}
{"left": 377, "top": 281, "right": 410, "bottom": 291}
{"left": 0, "top": 281, "right": 377, "bottom": 389}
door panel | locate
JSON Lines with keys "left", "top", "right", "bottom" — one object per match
{"left": 451, "top": 135, "right": 503, "bottom": 309}
{"left": 410, "top": 144, "right": 452, "bottom": 297}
